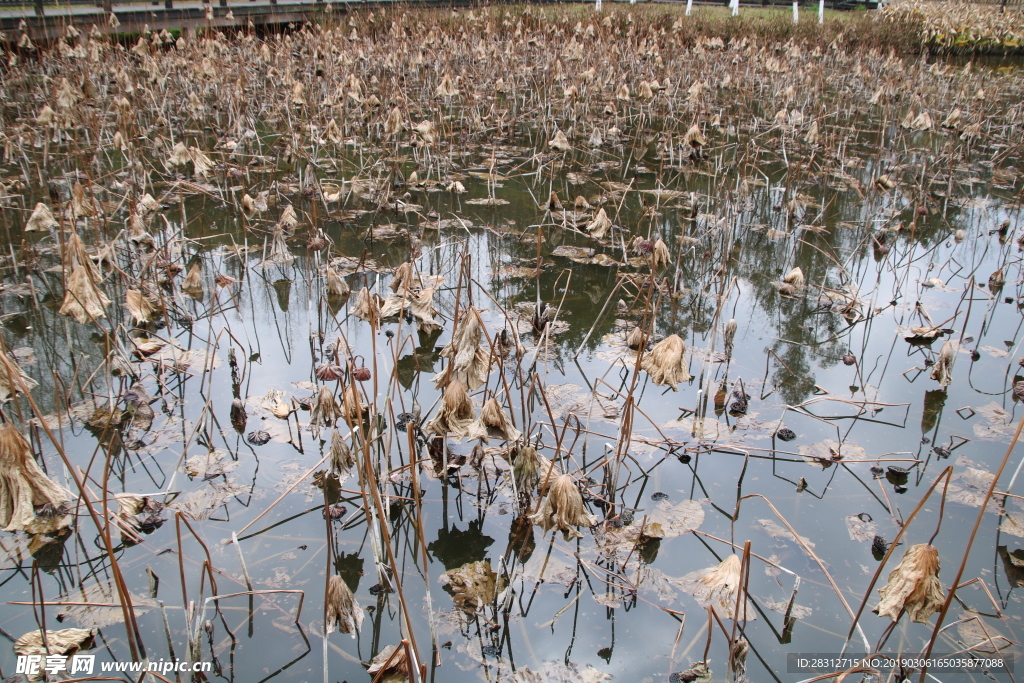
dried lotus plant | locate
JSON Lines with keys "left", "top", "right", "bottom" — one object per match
{"left": 137, "top": 193, "right": 162, "bottom": 215}
{"left": 59, "top": 265, "right": 111, "bottom": 324}
{"left": 69, "top": 182, "right": 98, "bottom": 219}
{"left": 230, "top": 398, "right": 247, "bottom": 433}
{"left": 124, "top": 289, "right": 156, "bottom": 325}
{"left": 435, "top": 72, "right": 458, "bottom": 98}
{"left": 379, "top": 288, "right": 442, "bottom": 333}
{"left": 241, "top": 193, "right": 258, "bottom": 216}
{"left": 24, "top": 202, "right": 57, "bottom": 232}
{"left": 587, "top": 208, "right": 612, "bottom": 240}
{"left": 167, "top": 141, "right": 190, "bottom": 167}
{"left": 930, "top": 339, "right": 958, "bottom": 388}
{"left": 513, "top": 444, "right": 541, "bottom": 493}
{"left": 678, "top": 554, "right": 755, "bottom": 620}
{"left": 435, "top": 309, "right": 490, "bottom": 390}
{"left": 113, "top": 493, "right": 162, "bottom": 543}
{"left": 15, "top": 628, "right": 94, "bottom": 661}
{"left": 264, "top": 226, "right": 294, "bottom": 267}
{"left": 873, "top": 543, "right": 944, "bottom": 623}
{"left": 276, "top": 205, "right": 299, "bottom": 232}
{"left": 408, "top": 289, "right": 442, "bottom": 333}
{"left": 366, "top": 644, "right": 409, "bottom": 681}
{"left": 128, "top": 214, "right": 153, "bottom": 248}
{"left": 414, "top": 120, "right": 436, "bottom": 144}
{"left": 384, "top": 106, "right": 403, "bottom": 137}
{"left": 352, "top": 287, "right": 383, "bottom": 323}
{"left": 0, "top": 350, "right": 37, "bottom": 403}
{"left": 440, "top": 560, "right": 504, "bottom": 612}
{"left": 466, "top": 397, "right": 522, "bottom": 443}
{"left": 723, "top": 319, "right": 738, "bottom": 356}
{"left": 549, "top": 129, "right": 571, "bottom": 151}
{"left": 330, "top": 427, "right": 355, "bottom": 475}
{"left": 325, "top": 574, "right": 363, "bottom": 636}
{"left": 528, "top": 474, "right": 596, "bottom": 540}
{"left": 341, "top": 382, "right": 365, "bottom": 421}
{"left": 325, "top": 268, "right": 350, "bottom": 299}
{"left": 188, "top": 147, "right": 214, "bottom": 177}
{"left": 310, "top": 385, "right": 342, "bottom": 430}
{"left": 0, "top": 422, "right": 73, "bottom": 534}
{"left": 640, "top": 335, "right": 691, "bottom": 389}
{"left": 626, "top": 326, "right": 648, "bottom": 350}
{"left": 63, "top": 233, "right": 101, "bottom": 283}
{"left": 683, "top": 123, "right": 708, "bottom": 154}
{"left": 783, "top": 267, "right": 805, "bottom": 287}
{"left": 324, "top": 119, "right": 342, "bottom": 144}
{"left": 390, "top": 261, "right": 419, "bottom": 293}
{"left": 36, "top": 105, "right": 55, "bottom": 126}
{"left": 181, "top": 263, "right": 203, "bottom": 296}
{"left": 424, "top": 379, "right": 476, "bottom": 439}
{"left": 651, "top": 238, "right": 671, "bottom": 269}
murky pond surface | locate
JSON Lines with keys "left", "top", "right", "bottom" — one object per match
{"left": 1, "top": 9, "right": 1024, "bottom": 683}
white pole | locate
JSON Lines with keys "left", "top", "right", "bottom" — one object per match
{"left": 596, "top": 0, "right": 602, "bottom": 9}
{"left": 685, "top": 0, "right": 693, "bottom": 16}
{"left": 792, "top": 0, "right": 799, "bottom": 23}
{"left": 818, "top": 0, "right": 824, "bottom": 23}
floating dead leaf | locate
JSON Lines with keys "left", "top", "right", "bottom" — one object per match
{"left": 957, "top": 611, "right": 1012, "bottom": 653}
{"left": 797, "top": 439, "right": 865, "bottom": 467}
{"left": 645, "top": 499, "right": 704, "bottom": 539}
{"left": 498, "top": 662, "right": 612, "bottom": 683}
{"left": 758, "top": 519, "right": 815, "bottom": 550}
{"left": 592, "top": 591, "right": 627, "bottom": 608}
{"left": 10, "top": 347, "right": 36, "bottom": 366}
{"left": 551, "top": 245, "right": 595, "bottom": 262}
{"left": 1000, "top": 511, "right": 1024, "bottom": 537}
{"left": 544, "top": 384, "right": 616, "bottom": 423}
{"left": 972, "top": 402, "right": 1015, "bottom": 441}
{"left": 846, "top": 514, "right": 878, "bottom": 542}
{"left": 168, "top": 480, "right": 246, "bottom": 520}
{"left": 183, "top": 449, "right": 239, "bottom": 478}
{"left": 668, "top": 662, "right": 710, "bottom": 683}
{"left": 367, "top": 644, "right": 410, "bottom": 682}
{"left": 921, "top": 277, "right": 958, "bottom": 292}
{"left": 15, "top": 628, "right": 94, "bottom": 676}
{"left": 764, "top": 598, "right": 812, "bottom": 619}
{"left": 440, "top": 560, "right": 505, "bottom": 612}
{"left": 662, "top": 416, "right": 739, "bottom": 444}
{"left": 947, "top": 468, "right": 998, "bottom": 512}
{"left": 675, "top": 554, "right": 755, "bottom": 620}
{"left": 896, "top": 325, "right": 944, "bottom": 342}
{"left": 496, "top": 265, "right": 540, "bottom": 280}
{"left": 465, "top": 197, "right": 510, "bottom": 206}
{"left": 979, "top": 345, "right": 1010, "bottom": 359}
{"left": 56, "top": 580, "right": 155, "bottom": 628}
{"left": 636, "top": 565, "right": 679, "bottom": 604}
{"left": 521, "top": 551, "right": 575, "bottom": 585}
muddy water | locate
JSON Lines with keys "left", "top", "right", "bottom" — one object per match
{"left": 1, "top": 48, "right": 1024, "bottom": 683}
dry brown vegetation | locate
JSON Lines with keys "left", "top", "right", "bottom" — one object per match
{"left": 0, "top": 3, "right": 1022, "bottom": 683}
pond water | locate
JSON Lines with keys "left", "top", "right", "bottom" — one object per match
{"left": 1, "top": 10, "right": 1024, "bottom": 683}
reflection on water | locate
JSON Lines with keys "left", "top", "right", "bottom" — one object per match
{"left": 0, "top": 12, "right": 1023, "bottom": 683}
